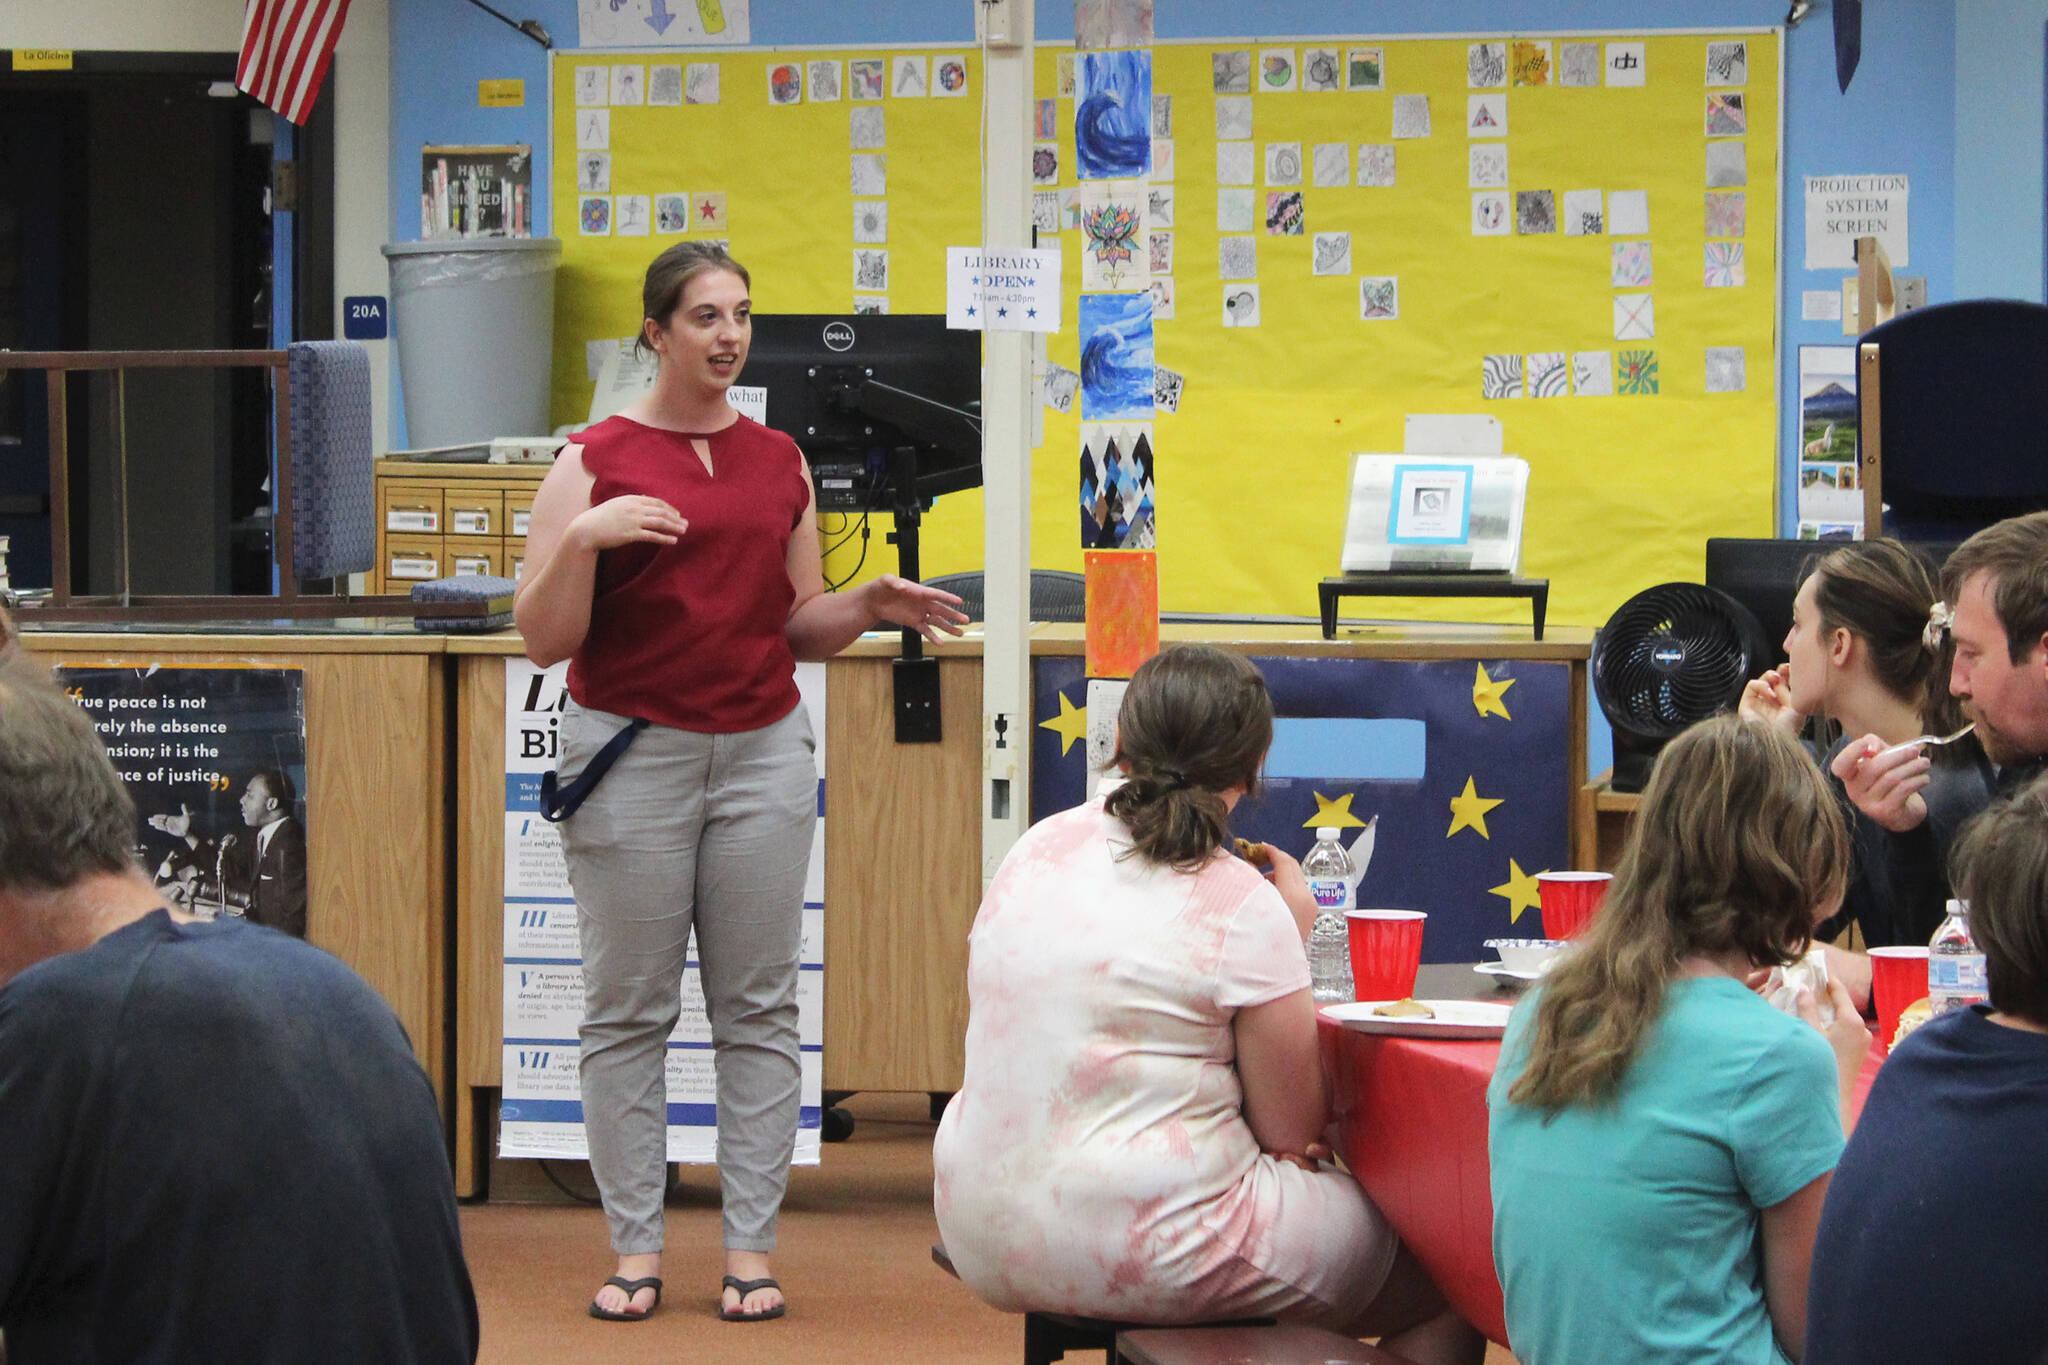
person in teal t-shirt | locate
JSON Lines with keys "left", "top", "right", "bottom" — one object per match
{"left": 1487, "top": 717, "right": 1872, "bottom": 1365}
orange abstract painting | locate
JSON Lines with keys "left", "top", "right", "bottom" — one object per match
{"left": 1085, "top": 550, "right": 1159, "bottom": 679}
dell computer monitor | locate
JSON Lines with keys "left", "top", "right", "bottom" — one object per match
{"left": 745, "top": 314, "right": 982, "bottom": 513}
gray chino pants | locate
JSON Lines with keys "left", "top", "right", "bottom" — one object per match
{"left": 559, "top": 699, "right": 817, "bottom": 1254}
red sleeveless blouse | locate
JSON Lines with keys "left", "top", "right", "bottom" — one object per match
{"left": 565, "top": 414, "right": 809, "bottom": 733}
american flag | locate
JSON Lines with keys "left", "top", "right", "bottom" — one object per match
{"left": 236, "top": 0, "right": 353, "bottom": 125}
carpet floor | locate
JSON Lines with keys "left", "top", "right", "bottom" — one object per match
{"left": 463, "top": 1091, "right": 1516, "bottom": 1365}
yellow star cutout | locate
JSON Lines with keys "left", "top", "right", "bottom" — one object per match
{"left": 1446, "top": 777, "right": 1504, "bottom": 840}
{"left": 1303, "top": 791, "right": 1370, "bottom": 829}
{"left": 1489, "top": 859, "right": 1544, "bottom": 925}
{"left": 1472, "top": 662, "right": 1516, "bottom": 721}
{"left": 1038, "top": 690, "right": 1087, "bottom": 756}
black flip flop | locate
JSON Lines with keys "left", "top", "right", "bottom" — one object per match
{"left": 588, "top": 1274, "right": 663, "bottom": 1321}
{"left": 719, "top": 1274, "right": 787, "bottom": 1322}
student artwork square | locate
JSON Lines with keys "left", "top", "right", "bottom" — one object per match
{"left": 1512, "top": 40, "right": 1551, "bottom": 87}
{"left": 1705, "top": 346, "right": 1746, "bottom": 392}
{"left": 1706, "top": 141, "right": 1746, "bottom": 187}
{"left": 655, "top": 193, "right": 688, "bottom": 234}
{"left": 578, "top": 195, "right": 611, "bottom": 236}
{"left": 576, "top": 109, "right": 610, "bottom": 151}
{"left": 1468, "top": 41, "right": 1507, "bottom": 88}
{"left": 1150, "top": 140, "right": 1174, "bottom": 183}
{"left": 1264, "top": 143, "right": 1302, "bottom": 187}
{"left": 686, "top": 62, "right": 720, "bottom": 104}
{"left": 892, "top": 55, "right": 927, "bottom": 98}
{"left": 609, "top": 65, "right": 643, "bottom": 106}
{"left": 1526, "top": 351, "right": 1568, "bottom": 396}
{"left": 1606, "top": 42, "right": 1646, "bottom": 87}
{"left": 1212, "top": 50, "right": 1251, "bottom": 95}
{"left": 850, "top": 59, "right": 884, "bottom": 100}
{"left": 1032, "top": 191, "right": 1061, "bottom": 234}
{"left": 1079, "top": 422, "right": 1157, "bottom": 550}
{"left": 691, "top": 192, "right": 726, "bottom": 231}
{"left": 1617, "top": 348, "right": 1658, "bottom": 395}
{"left": 1148, "top": 276, "right": 1175, "bottom": 319}
{"left": 1058, "top": 53, "right": 1076, "bottom": 97}
{"left": 1036, "top": 98, "right": 1059, "bottom": 139}
{"left": 1607, "top": 189, "right": 1650, "bottom": 236}
{"left": 851, "top": 106, "right": 885, "bottom": 151}
{"left": 1078, "top": 291, "right": 1155, "bottom": 422}
{"left": 1216, "top": 141, "right": 1254, "bottom": 187}
{"left": 1074, "top": 0, "right": 1153, "bottom": 51}
{"left": 1611, "top": 241, "right": 1652, "bottom": 288}
{"left": 1219, "top": 235, "right": 1257, "bottom": 279}
{"left": 1515, "top": 190, "right": 1555, "bottom": 235}
{"left": 1042, "top": 362, "right": 1080, "bottom": 414}
{"left": 854, "top": 248, "right": 889, "bottom": 293}
{"left": 1216, "top": 187, "right": 1255, "bottom": 234}
{"left": 1265, "top": 191, "right": 1305, "bottom": 236}
{"left": 1147, "top": 185, "right": 1173, "bottom": 228}
{"left": 576, "top": 151, "right": 611, "bottom": 194}
{"left": 1562, "top": 188, "right": 1603, "bottom": 235}
{"left": 1613, "top": 293, "right": 1655, "bottom": 340}
{"left": 1302, "top": 48, "right": 1341, "bottom": 92}
{"left": 1471, "top": 192, "right": 1509, "bottom": 236}
{"left": 1312, "top": 143, "right": 1350, "bottom": 187}
{"left": 851, "top": 154, "right": 886, "bottom": 197}
{"left": 1391, "top": 95, "right": 1430, "bottom": 139}
{"left": 1358, "top": 144, "right": 1396, "bottom": 187}
{"left": 1221, "top": 283, "right": 1261, "bottom": 327}
{"left": 1080, "top": 181, "right": 1148, "bottom": 291}
{"left": 575, "top": 65, "right": 607, "bottom": 107}
{"left": 1033, "top": 142, "right": 1060, "bottom": 186}
{"left": 1313, "top": 231, "right": 1350, "bottom": 276}
{"left": 1076, "top": 50, "right": 1152, "bottom": 180}
{"left": 1572, "top": 350, "right": 1613, "bottom": 396}
{"left": 1705, "top": 191, "right": 1746, "bottom": 238}
{"left": 648, "top": 65, "right": 682, "bottom": 107}
{"left": 1706, "top": 40, "right": 1748, "bottom": 87}
{"left": 1469, "top": 144, "right": 1507, "bottom": 189}
{"left": 853, "top": 201, "right": 887, "bottom": 244}
{"left": 615, "top": 194, "right": 650, "bottom": 236}
{"left": 1704, "top": 241, "right": 1746, "bottom": 288}
{"left": 1149, "top": 230, "right": 1173, "bottom": 274}
{"left": 1559, "top": 42, "right": 1600, "bottom": 87}
{"left": 1154, "top": 365, "right": 1185, "bottom": 413}
{"left": 853, "top": 295, "right": 888, "bottom": 315}
{"left": 809, "top": 60, "right": 842, "bottom": 102}
{"left": 1214, "top": 96, "right": 1252, "bottom": 141}
{"left": 1481, "top": 353, "right": 1523, "bottom": 399}
{"left": 1467, "top": 94, "right": 1507, "bottom": 138}
{"left": 933, "top": 55, "right": 969, "bottom": 97}
{"left": 1152, "top": 94, "right": 1172, "bottom": 137}
{"left": 1706, "top": 93, "right": 1746, "bottom": 137}
{"left": 767, "top": 61, "right": 803, "bottom": 105}
{"left": 1358, "top": 276, "right": 1398, "bottom": 320}
{"left": 1260, "top": 49, "right": 1297, "bottom": 92}
{"left": 1346, "top": 47, "right": 1385, "bottom": 91}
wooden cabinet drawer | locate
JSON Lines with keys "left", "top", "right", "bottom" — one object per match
{"left": 446, "top": 489, "right": 504, "bottom": 538}
{"left": 505, "top": 536, "right": 527, "bottom": 583}
{"left": 449, "top": 543, "right": 502, "bottom": 578}
{"left": 505, "top": 492, "right": 535, "bottom": 540}
{"left": 384, "top": 535, "right": 445, "bottom": 584}
{"left": 380, "top": 483, "right": 444, "bottom": 535}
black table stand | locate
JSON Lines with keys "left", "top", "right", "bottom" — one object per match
{"left": 1318, "top": 572, "right": 1548, "bottom": 640}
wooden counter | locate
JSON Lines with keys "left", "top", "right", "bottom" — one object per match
{"left": 445, "top": 623, "right": 1591, "bottom": 1197}
{"left": 16, "top": 629, "right": 453, "bottom": 1113}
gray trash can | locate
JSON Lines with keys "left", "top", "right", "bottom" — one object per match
{"left": 383, "top": 237, "right": 562, "bottom": 447}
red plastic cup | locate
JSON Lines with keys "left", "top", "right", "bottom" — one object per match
{"left": 1869, "top": 946, "right": 1930, "bottom": 1052}
{"left": 1537, "top": 871, "right": 1612, "bottom": 940}
{"left": 1347, "top": 910, "right": 1427, "bottom": 1001}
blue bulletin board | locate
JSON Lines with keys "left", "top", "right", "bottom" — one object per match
{"left": 1032, "top": 654, "right": 1571, "bottom": 964}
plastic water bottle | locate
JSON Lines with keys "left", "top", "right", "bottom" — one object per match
{"left": 1302, "top": 827, "right": 1355, "bottom": 1003}
{"left": 1928, "top": 898, "right": 1987, "bottom": 1015}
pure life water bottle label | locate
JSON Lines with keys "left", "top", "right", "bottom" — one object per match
{"left": 1309, "top": 878, "right": 1350, "bottom": 910}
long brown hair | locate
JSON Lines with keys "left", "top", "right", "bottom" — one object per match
{"left": 1103, "top": 646, "right": 1271, "bottom": 873}
{"left": 1807, "top": 539, "right": 1940, "bottom": 705}
{"left": 1507, "top": 716, "right": 1849, "bottom": 1111}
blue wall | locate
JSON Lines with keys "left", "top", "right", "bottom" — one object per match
{"left": 1955, "top": 3, "right": 2048, "bottom": 301}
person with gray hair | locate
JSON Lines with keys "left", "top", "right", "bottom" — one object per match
{"left": 0, "top": 613, "right": 478, "bottom": 1363}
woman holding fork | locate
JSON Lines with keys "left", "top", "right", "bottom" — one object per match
{"left": 1739, "top": 539, "right": 1993, "bottom": 1002}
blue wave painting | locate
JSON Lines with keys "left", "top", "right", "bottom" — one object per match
{"left": 1075, "top": 50, "right": 1152, "bottom": 180}
{"left": 1079, "top": 291, "right": 1155, "bottom": 421}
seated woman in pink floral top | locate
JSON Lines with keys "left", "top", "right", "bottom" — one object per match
{"left": 933, "top": 645, "right": 1480, "bottom": 1365}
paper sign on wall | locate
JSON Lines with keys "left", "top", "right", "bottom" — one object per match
{"left": 1805, "top": 174, "right": 1907, "bottom": 269}
{"left": 946, "top": 246, "right": 1063, "bottom": 332}
{"left": 576, "top": 0, "right": 749, "bottom": 46}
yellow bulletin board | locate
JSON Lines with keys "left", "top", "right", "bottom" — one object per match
{"left": 550, "top": 32, "right": 1778, "bottom": 627}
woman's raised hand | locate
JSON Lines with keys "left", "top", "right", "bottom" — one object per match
{"left": 1738, "top": 665, "right": 1803, "bottom": 734}
{"left": 863, "top": 574, "right": 971, "bottom": 644}
{"left": 569, "top": 495, "right": 687, "bottom": 551}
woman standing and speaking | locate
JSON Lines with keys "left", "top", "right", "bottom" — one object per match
{"left": 516, "top": 241, "right": 966, "bottom": 1324}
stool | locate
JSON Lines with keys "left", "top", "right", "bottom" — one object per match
{"left": 1318, "top": 571, "right": 1548, "bottom": 640}
{"left": 932, "top": 1244, "right": 1275, "bottom": 1365}
{"left": 1118, "top": 1325, "right": 1403, "bottom": 1365}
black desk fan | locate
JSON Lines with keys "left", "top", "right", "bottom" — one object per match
{"left": 1594, "top": 583, "right": 1772, "bottom": 792}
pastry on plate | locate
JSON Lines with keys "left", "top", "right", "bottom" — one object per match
{"left": 1371, "top": 998, "right": 1435, "bottom": 1019}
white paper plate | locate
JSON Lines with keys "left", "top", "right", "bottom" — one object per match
{"left": 1473, "top": 962, "right": 1545, "bottom": 982}
{"left": 1322, "top": 999, "right": 1515, "bottom": 1038}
